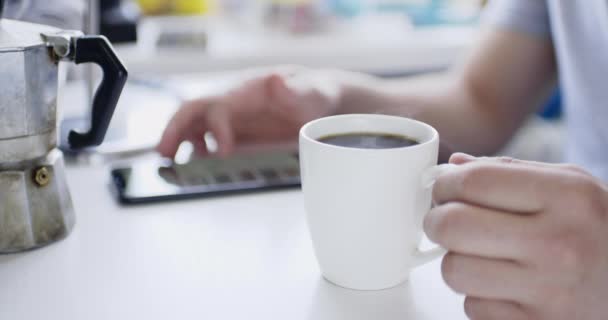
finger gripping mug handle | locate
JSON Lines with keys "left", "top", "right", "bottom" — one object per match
{"left": 412, "top": 246, "right": 447, "bottom": 267}
{"left": 68, "top": 36, "right": 128, "bottom": 149}
{"left": 421, "top": 163, "right": 458, "bottom": 189}
{"left": 412, "top": 164, "right": 458, "bottom": 267}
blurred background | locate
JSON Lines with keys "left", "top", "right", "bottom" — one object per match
{"left": 51, "top": 0, "right": 560, "bottom": 163}
{"left": 99, "top": 0, "right": 483, "bottom": 74}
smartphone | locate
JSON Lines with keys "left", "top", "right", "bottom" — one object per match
{"left": 110, "top": 151, "right": 301, "bottom": 205}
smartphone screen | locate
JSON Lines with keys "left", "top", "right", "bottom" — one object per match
{"left": 111, "top": 151, "right": 301, "bottom": 204}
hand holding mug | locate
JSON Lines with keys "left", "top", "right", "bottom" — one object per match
{"left": 426, "top": 154, "right": 608, "bottom": 320}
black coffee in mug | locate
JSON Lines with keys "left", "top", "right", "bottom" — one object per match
{"left": 317, "top": 132, "right": 419, "bottom": 149}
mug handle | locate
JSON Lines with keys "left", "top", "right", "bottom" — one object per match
{"left": 411, "top": 164, "right": 458, "bottom": 267}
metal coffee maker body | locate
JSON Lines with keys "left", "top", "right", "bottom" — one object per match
{"left": 0, "top": 0, "right": 127, "bottom": 253}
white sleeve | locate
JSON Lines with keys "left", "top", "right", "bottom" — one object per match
{"left": 482, "top": 0, "right": 551, "bottom": 38}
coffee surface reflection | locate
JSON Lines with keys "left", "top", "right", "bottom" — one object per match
{"left": 318, "top": 133, "right": 419, "bottom": 149}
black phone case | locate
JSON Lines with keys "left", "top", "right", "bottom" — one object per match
{"left": 111, "top": 169, "right": 301, "bottom": 205}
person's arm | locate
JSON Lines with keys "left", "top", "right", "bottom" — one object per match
{"left": 157, "top": 29, "right": 556, "bottom": 160}
{"left": 332, "top": 28, "right": 557, "bottom": 160}
{"left": 157, "top": 7, "right": 556, "bottom": 161}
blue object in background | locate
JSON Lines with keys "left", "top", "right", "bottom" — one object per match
{"left": 326, "top": 0, "right": 480, "bottom": 25}
{"left": 326, "top": 0, "right": 364, "bottom": 17}
{"left": 539, "top": 89, "right": 562, "bottom": 119}
{"left": 374, "top": 0, "right": 479, "bottom": 26}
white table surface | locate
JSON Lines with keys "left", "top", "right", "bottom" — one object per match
{"left": 0, "top": 163, "right": 467, "bottom": 320}
{"left": 3, "top": 32, "right": 472, "bottom": 318}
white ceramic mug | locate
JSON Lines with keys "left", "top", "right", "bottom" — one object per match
{"left": 299, "top": 114, "right": 447, "bottom": 291}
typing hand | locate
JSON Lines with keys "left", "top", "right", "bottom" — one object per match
{"left": 157, "top": 68, "right": 340, "bottom": 159}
